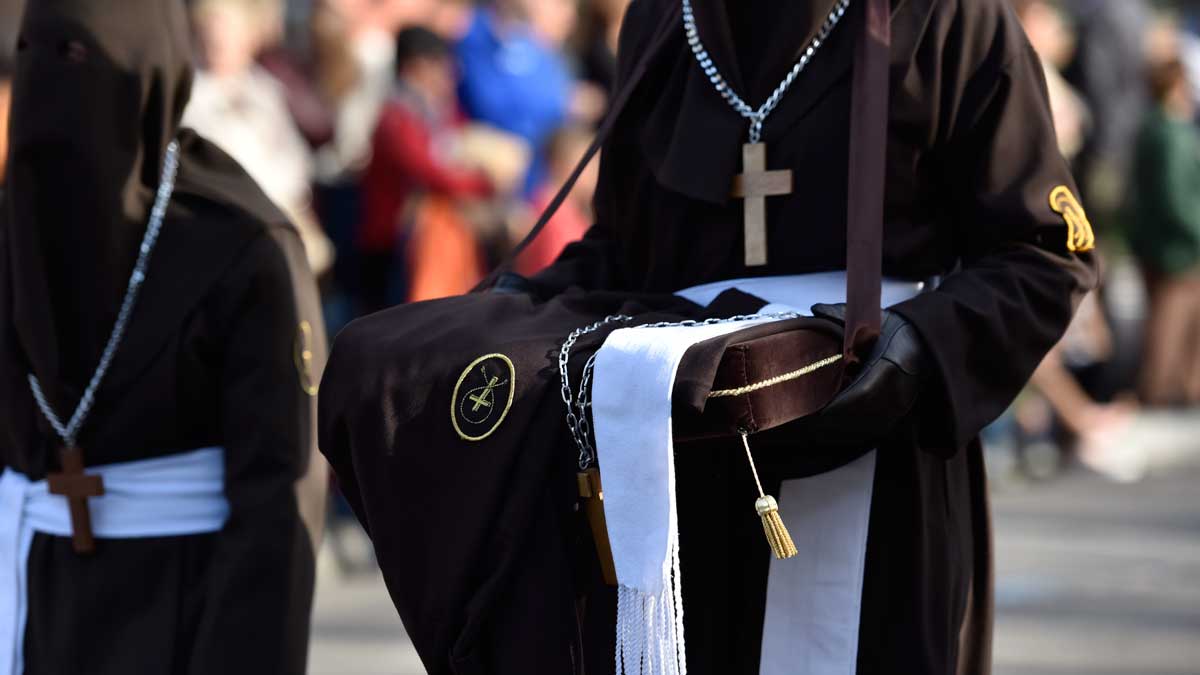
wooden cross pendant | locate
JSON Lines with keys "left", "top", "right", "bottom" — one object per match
{"left": 731, "top": 143, "right": 793, "bottom": 267}
{"left": 577, "top": 469, "right": 617, "bottom": 586}
{"left": 47, "top": 447, "right": 105, "bottom": 554}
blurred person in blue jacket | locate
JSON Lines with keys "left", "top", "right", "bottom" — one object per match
{"left": 454, "top": 0, "right": 591, "bottom": 195}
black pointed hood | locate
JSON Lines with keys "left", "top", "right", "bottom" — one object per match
{"left": 3, "top": 0, "right": 288, "bottom": 433}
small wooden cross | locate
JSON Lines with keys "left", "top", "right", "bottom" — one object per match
{"left": 731, "top": 143, "right": 793, "bottom": 267}
{"left": 47, "top": 447, "right": 104, "bottom": 554}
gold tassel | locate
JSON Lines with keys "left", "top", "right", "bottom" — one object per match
{"left": 756, "top": 495, "right": 798, "bottom": 559}
{"left": 741, "top": 433, "right": 799, "bottom": 560}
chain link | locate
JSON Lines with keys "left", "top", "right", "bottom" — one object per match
{"left": 559, "top": 311, "right": 803, "bottom": 470}
{"left": 682, "top": 0, "right": 852, "bottom": 143}
{"left": 28, "top": 140, "right": 181, "bottom": 448}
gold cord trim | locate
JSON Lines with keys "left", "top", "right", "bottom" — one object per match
{"left": 707, "top": 354, "right": 843, "bottom": 399}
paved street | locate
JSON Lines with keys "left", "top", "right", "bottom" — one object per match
{"left": 309, "top": 414, "right": 1200, "bottom": 674}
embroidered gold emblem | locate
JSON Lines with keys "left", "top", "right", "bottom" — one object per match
{"left": 1049, "top": 186, "right": 1096, "bottom": 253}
{"left": 295, "top": 320, "right": 319, "bottom": 397}
{"left": 451, "top": 354, "right": 516, "bottom": 442}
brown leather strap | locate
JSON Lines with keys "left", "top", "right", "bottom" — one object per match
{"left": 842, "top": 0, "right": 891, "bottom": 363}
{"left": 473, "top": 4, "right": 682, "bottom": 293}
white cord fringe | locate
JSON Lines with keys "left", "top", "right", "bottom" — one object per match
{"left": 615, "top": 528, "right": 687, "bottom": 675}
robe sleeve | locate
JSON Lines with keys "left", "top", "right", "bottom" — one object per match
{"left": 188, "top": 230, "right": 318, "bottom": 675}
{"left": 887, "top": 0, "right": 1100, "bottom": 452}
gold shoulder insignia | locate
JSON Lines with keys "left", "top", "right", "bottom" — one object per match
{"left": 1049, "top": 185, "right": 1096, "bottom": 253}
{"left": 295, "top": 320, "right": 319, "bottom": 397}
{"left": 451, "top": 354, "right": 516, "bottom": 442}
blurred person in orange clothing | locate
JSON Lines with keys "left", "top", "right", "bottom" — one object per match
{"left": 0, "top": 0, "right": 18, "bottom": 184}
{"left": 359, "top": 25, "right": 491, "bottom": 310}
{"left": 0, "top": 73, "right": 10, "bottom": 185}
{"left": 514, "top": 125, "right": 596, "bottom": 276}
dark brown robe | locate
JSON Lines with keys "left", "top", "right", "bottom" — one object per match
{"left": 0, "top": 1, "right": 326, "bottom": 672}
{"left": 320, "top": 0, "right": 1097, "bottom": 673}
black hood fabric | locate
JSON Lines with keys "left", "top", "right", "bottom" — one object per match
{"left": 3, "top": 0, "right": 286, "bottom": 430}
{"left": 641, "top": 0, "right": 844, "bottom": 205}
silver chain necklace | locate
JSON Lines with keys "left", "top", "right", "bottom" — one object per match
{"left": 559, "top": 311, "right": 802, "bottom": 470}
{"left": 28, "top": 140, "right": 182, "bottom": 448}
{"left": 683, "top": 0, "right": 852, "bottom": 143}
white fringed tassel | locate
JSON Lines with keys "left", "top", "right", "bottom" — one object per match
{"left": 615, "top": 529, "right": 687, "bottom": 675}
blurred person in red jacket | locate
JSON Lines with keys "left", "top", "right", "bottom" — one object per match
{"left": 358, "top": 25, "right": 491, "bottom": 311}
{"left": 313, "top": 0, "right": 437, "bottom": 177}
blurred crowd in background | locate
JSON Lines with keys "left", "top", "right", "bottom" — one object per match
{"left": 3, "top": 0, "right": 1200, "bottom": 516}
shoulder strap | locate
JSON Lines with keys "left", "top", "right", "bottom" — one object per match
{"left": 473, "top": 3, "right": 683, "bottom": 292}
{"left": 842, "top": 0, "right": 891, "bottom": 363}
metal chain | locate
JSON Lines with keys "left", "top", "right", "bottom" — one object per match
{"left": 28, "top": 140, "right": 182, "bottom": 448}
{"left": 559, "top": 314, "right": 632, "bottom": 470}
{"left": 559, "top": 311, "right": 803, "bottom": 470}
{"left": 682, "top": 0, "right": 852, "bottom": 143}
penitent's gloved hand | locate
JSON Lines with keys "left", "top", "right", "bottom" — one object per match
{"left": 810, "top": 303, "right": 931, "bottom": 442}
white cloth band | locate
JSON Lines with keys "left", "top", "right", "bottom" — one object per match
{"left": 593, "top": 272, "right": 922, "bottom": 674}
{"left": 0, "top": 447, "right": 230, "bottom": 675}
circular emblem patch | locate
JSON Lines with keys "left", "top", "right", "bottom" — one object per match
{"left": 451, "top": 354, "right": 516, "bottom": 441}
{"left": 295, "top": 320, "right": 319, "bottom": 397}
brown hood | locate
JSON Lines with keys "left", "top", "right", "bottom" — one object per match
{"left": 3, "top": 0, "right": 289, "bottom": 433}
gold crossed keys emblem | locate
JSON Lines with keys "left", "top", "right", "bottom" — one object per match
{"left": 1049, "top": 185, "right": 1096, "bottom": 253}
{"left": 451, "top": 354, "right": 516, "bottom": 441}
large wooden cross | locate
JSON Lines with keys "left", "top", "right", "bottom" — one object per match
{"left": 731, "top": 143, "right": 793, "bottom": 267}
{"left": 47, "top": 447, "right": 105, "bottom": 553}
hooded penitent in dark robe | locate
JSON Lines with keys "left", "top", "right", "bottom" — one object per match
{"left": 319, "top": 1, "right": 1098, "bottom": 674}
{"left": 0, "top": 1, "right": 327, "bottom": 673}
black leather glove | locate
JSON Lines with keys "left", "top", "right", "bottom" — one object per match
{"left": 810, "top": 303, "right": 931, "bottom": 443}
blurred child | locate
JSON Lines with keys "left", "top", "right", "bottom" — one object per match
{"left": 358, "top": 26, "right": 492, "bottom": 310}
{"left": 1128, "top": 58, "right": 1200, "bottom": 405}
{"left": 514, "top": 125, "right": 596, "bottom": 275}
